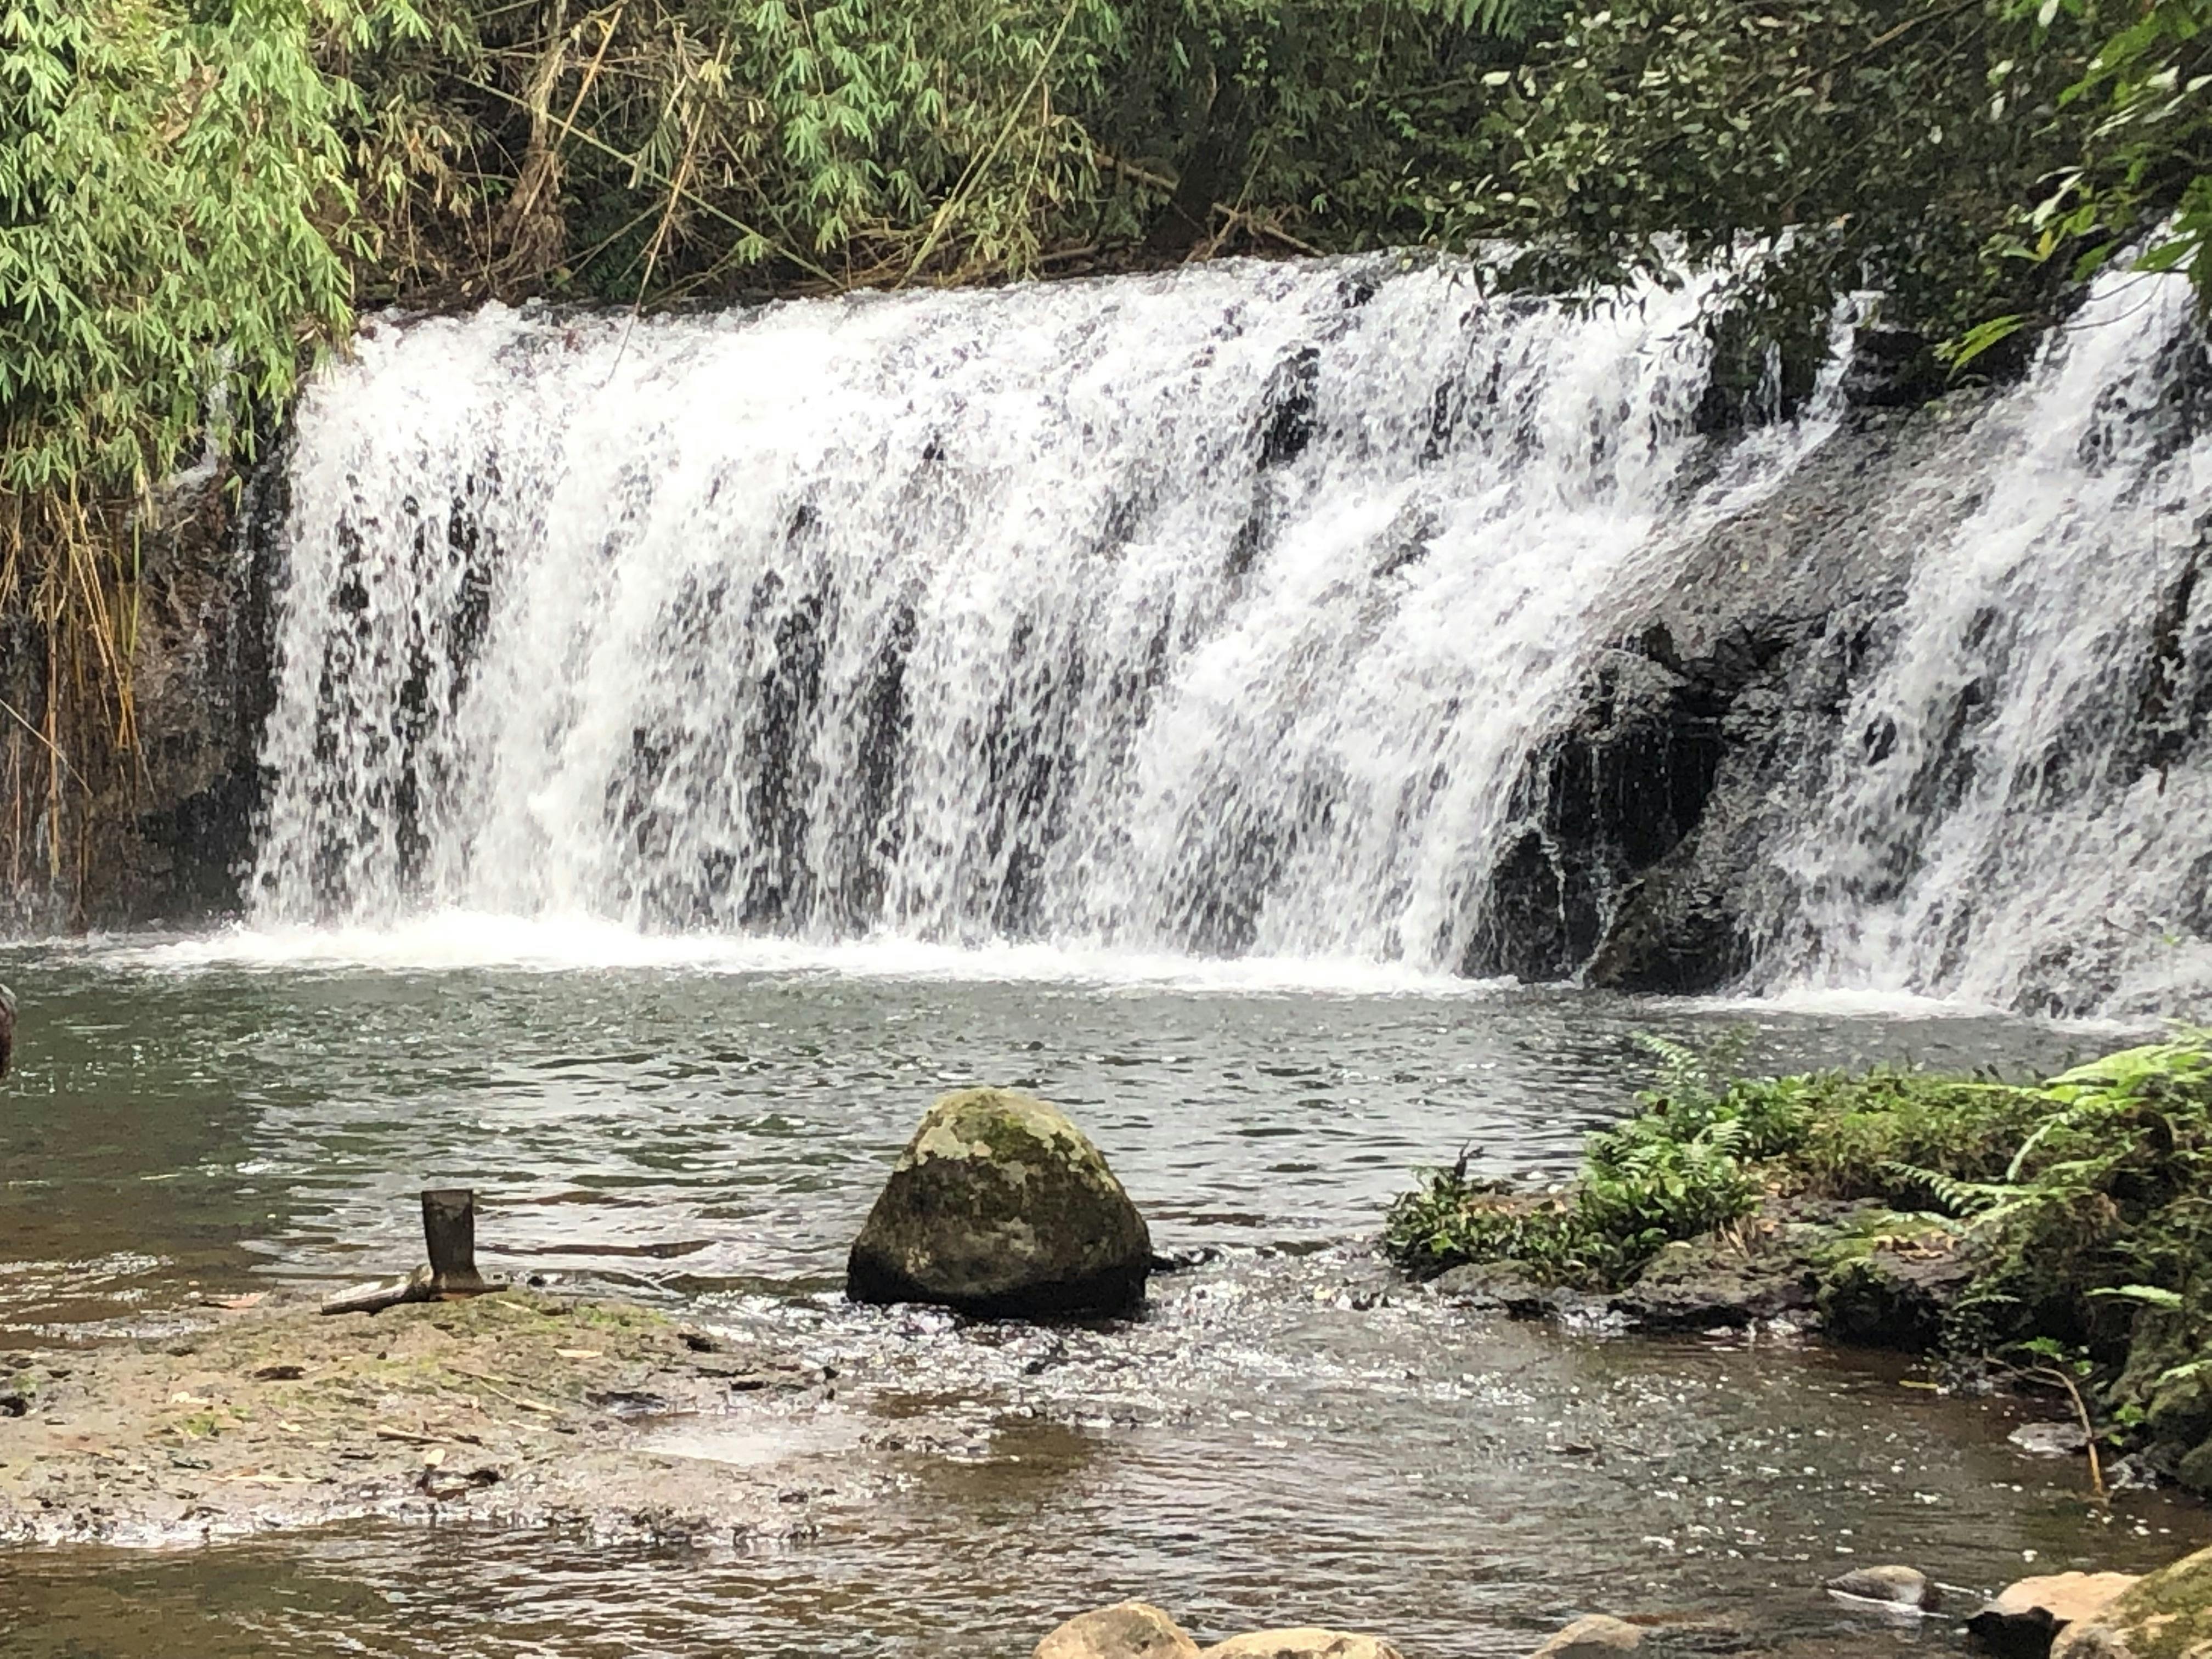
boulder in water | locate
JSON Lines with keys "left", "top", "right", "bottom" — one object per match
{"left": 848, "top": 1088, "right": 1151, "bottom": 1318}
{"left": 1201, "top": 1632, "right": 1404, "bottom": 1659}
{"left": 1529, "top": 1616, "right": 1643, "bottom": 1659}
{"left": 1036, "top": 1602, "right": 1200, "bottom": 1659}
{"left": 1827, "top": 1565, "right": 1939, "bottom": 1611}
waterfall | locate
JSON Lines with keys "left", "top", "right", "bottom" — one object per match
{"left": 251, "top": 251, "right": 2212, "bottom": 1012}
{"left": 251, "top": 258, "right": 1825, "bottom": 968}
{"left": 1764, "top": 269, "right": 2212, "bottom": 1018}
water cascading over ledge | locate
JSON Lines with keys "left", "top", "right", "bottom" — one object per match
{"left": 251, "top": 257, "right": 1824, "bottom": 964}
{"left": 249, "top": 254, "right": 2212, "bottom": 1014}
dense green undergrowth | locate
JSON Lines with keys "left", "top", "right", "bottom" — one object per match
{"left": 1387, "top": 1032, "right": 2212, "bottom": 1408}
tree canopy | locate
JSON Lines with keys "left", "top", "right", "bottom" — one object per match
{"left": 8, "top": 0, "right": 2212, "bottom": 793}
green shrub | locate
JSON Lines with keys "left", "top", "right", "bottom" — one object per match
{"left": 1389, "top": 1031, "right": 2212, "bottom": 1418}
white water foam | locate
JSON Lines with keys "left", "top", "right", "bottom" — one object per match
{"left": 114, "top": 911, "right": 1499, "bottom": 995}
{"left": 1766, "top": 269, "right": 2212, "bottom": 1018}
{"left": 250, "top": 257, "right": 1836, "bottom": 978}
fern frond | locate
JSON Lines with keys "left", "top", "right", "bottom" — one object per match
{"left": 1880, "top": 1160, "right": 2015, "bottom": 1216}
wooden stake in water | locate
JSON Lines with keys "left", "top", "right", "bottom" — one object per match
{"left": 322, "top": 1189, "right": 497, "bottom": 1314}
{"left": 422, "top": 1188, "right": 489, "bottom": 1296}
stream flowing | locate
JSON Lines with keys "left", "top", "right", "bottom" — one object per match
{"left": 1, "top": 949, "right": 2205, "bottom": 1657}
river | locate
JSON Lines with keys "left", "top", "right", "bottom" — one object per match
{"left": 2, "top": 935, "right": 2203, "bottom": 1656}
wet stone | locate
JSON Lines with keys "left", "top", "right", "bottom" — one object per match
{"left": 1969, "top": 1574, "right": 2140, "bottom": 1659}
{"left": 1827, "top": 1565, "right": 1939, "bottom": 1611}
{"left": 1201, "top": 1632, "right": 1405, "bottom": 1659}
{"left": 2008, "top": 1421, "right": 2092, "bottom": 1457}
{"left": 1530, "top": 1615, "right": 1643, "bottom": 1659}
{"left": 1035, "top": 1602, "right": 1201, "bottom": 1659}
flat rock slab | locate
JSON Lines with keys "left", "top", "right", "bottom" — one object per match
{"left": 0, "top": 1289, "right": 833, "bottom": 1548}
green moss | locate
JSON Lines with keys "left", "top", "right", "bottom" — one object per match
{"left": 909, "top": 1089, "right": 1115, "bottom": 1184}
{"left": 2076, "top": 1545, "right": 2212, "bottom": 1659}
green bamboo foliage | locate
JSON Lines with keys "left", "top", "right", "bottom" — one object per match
{"left": 0, "top": 0, "right": 419, "bottom": 868}
{"left": 0, "top": 0, "right": 402, "bottom": 501}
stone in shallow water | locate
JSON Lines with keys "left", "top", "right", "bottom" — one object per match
{"left": 1201, "top": 1631, "right": 1404, "bottom": 1659}
{"left": 2008, "top": 1421, "right": 2093, "bottom": 1457}
{"left": 1827, "top": 1565, "right": 1939, "bottom": 1611}
{"left": 847, "top": 1087, "right": 1152, "bottom": 1318}
{"left": 1529, "top": 1615, "right": 1643, "bottom": 1659}
{"left": 1035, "top": 1601, "right": 1200, "bottom": 1659}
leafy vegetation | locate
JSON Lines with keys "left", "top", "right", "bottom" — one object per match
{"left": 1387, "top": 1030, "right": 2212, "bottom": 1437}
{"left": 0, "top": 0, "right": 410, "bottom": 882}
{"left": 14, "top": 0, "right": 2212, "bottom": 894}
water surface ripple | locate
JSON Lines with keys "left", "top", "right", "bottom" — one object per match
{"left": 0, "top": 942, "right": 2193, "bottom": 1657}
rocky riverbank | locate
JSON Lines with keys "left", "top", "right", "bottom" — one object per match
{"left": 0, "top": 1286, "right": 840, "bottom": 1548}
{"left": 1026, "top": 1545, "right": 2212, "bottom": 1659}
{"left": 1388, "top": 1031, "right": 2212, "bottom": 1494}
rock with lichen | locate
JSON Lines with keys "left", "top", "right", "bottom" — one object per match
{"left": 2050, "top": 1548, "right": 2212, "bottom": 1659}
{"left": 1034, "top": 1603, "right": 1200, "bottom": 1659}
{"left": 848, "top": 1087, "right": 1152, "bottom": 1318}
{"left": 1201, "top": 1632, "right": 1404, "bottom": 1659}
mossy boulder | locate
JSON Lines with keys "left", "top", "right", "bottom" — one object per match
{"left": 2049, "top": 1548, "right": 2212, "bottom": 1659}
{"left": 848, "top": 1088, "right": 1152, "bottom": 1318}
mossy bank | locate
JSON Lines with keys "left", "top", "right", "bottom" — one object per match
{"left": 1387, "top": 1031, "right": 2212, "bottom": 1492}
{"left": 0, "top": 1286, "right": 841, "bottom": 1548}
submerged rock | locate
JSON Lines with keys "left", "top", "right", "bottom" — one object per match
{"left": 2050, "top": 1545, "right": 2212, "bottom": 1659}
{"left": 848, "top": 1087, "right": 1152, "bottom": 1318}
{"left": 1036, "top": 1602, "right": 1201, "bottom": 1659}
{"left": 1827, "top": 1565, "right": 1939, "bottom": 1611}
{"left": 1968, "top": 1573, "right": 2140, "bottom": 1659}
{"left": 1530, "top": 1615, "right": 1644, "bottom": 1658}
{"left": 2008, "top": 1421, "right": 2093, "bottom": 1457}
{"left": 1201, "top": 1632, "right": 1404, "bottom": 1659}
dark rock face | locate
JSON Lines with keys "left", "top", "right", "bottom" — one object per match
{"left": 1430, "top": 1259, "right": 1567, "bottom": 1321}
{"left": 1816, "top": 1237, "right": 1977, "bottom": 1349}
{"left": 848, "top": 1088, "right": 1152, "bottom": 1319}
{"left": 1469, "top": 392, "right": 2006, "bottom": 992}
{"left": 0, "top": 464, "right": 274, "bottom": 930}
{"left": 1607, "top": 1224, "right": 1821, "bottom": 1329}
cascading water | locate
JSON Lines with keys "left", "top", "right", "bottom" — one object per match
{"left": 250, "top": 250, "right": 2212, "bottom": 1013}
{"left": 1767, "top": 268, "right": 2212, "bottom": 1017}
{"left": 250, "top": 258, "right": 1826, "bottom": 969}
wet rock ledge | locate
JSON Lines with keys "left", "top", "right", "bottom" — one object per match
{"left": 0, "top": 1289, "right": 831, "bottom": 1548}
